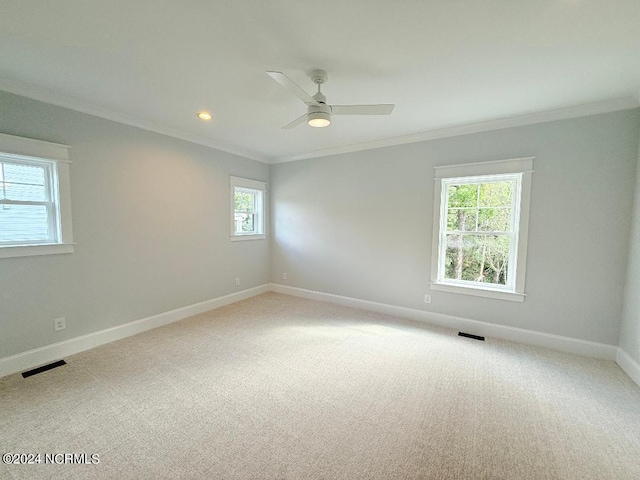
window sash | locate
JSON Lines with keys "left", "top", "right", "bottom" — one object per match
{"left": 440, "top": 232, "right": 516, "bottom": 290}
{"left": 234, "top": 187, "right": 258, "bottom": 214}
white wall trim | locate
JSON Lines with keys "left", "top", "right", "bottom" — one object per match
{"left": 2, "top": 79, "right": 637, "bottom": 167}
{"left": 0, "top": 78, "right": 270, "bottom": 164}
{"left": 273, "top": 97, "right": 640, "bottom": 163}
{"left": 3, "top": 282, "right": 631, "bottom": 382}
{"left": 0, "top": 243, "right": 75, "bottom": 259}
{"left": 269, "top": 283, "right": 618, "bottom": 361}
{"left": 616, "top": 348, "right": 640, "bottom": 388}
{"left": 0, "top": 284, "right": 269, "bottom": 378}
{"left": 0, "top": 132, "right": 70, "bottom": 161}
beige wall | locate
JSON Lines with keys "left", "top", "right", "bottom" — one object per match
{"left": 270, "top": 109, "right": 640, "bottom": 346}
{"left": 619, "top": 126, "right": 640, "bottom": 364}
{"left": 2, "top": 87, "right": 639, "bottom": 363}
{"left": 0, "top": 91, "right": 269, "bottom": 358}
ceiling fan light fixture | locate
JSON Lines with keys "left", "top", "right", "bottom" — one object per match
{"left": 266, "top": 69, "right": 394, "bottom": 129}
{"left": 307, "top": 111, "right": 331, "bottom": 128}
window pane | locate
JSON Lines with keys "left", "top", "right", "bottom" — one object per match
{"left": 242, "top": 213, "right": 255, "bottom": 232}
{"left": 1, "top": 163, "right": 47, "bottom": 201}
{"left": 234, "top": 189, "right": 255, "bottom": 213}
{"left": 479, "top": 182, "right": 512, "bottom": 207}
{"left": 477, "top": 207, "right": 511, "bottom": 232}
{"left": 447, "top": 208, "right": 477, "bottom": 231}
{"left": 234, "top": 212, "right": 256, "bottom": 234}
{"left": 444, "top": 234, "right": 510, "bottom": 285}
{"left": 2, "top": 181, "right": 46, "bottom": 202}
{"left": 0, "top": 204, "right": 50, "bottom": 242}
{"left": 447, "top": 184, "right": 478, "bottom": 208}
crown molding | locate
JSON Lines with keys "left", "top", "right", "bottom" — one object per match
{"left": 272, "top": 96, "right": 640, "bottom": 163}
{"left": 2, "top": 77, "right": 637, "bottom": 166}
{"left": 0, "top": 77, "right": 271, "bottom": 164}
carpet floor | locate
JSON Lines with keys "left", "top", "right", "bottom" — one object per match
{"left": 1, "top": 292, "right": 639, "bottom": 479}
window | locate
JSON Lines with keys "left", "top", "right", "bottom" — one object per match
{"left": 230, "top": 176, "right": 266, "bottom": 241}
{"left": 0, "top": 133, "right": 73, "bottom": 259}
{"left": 1, "top": 158, "right": 58, "bottom": 244}
{"left": 430, "top": 158, "right": 533, "bottom": 302}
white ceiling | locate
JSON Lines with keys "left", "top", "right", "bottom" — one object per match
{"left": 1, "top": 1, "right": 639, "bottom": 163}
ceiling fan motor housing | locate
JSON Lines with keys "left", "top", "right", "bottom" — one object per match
{"left": 308, "top": 103, "right": 331, "bottom": 115}
{"left": 312, "top": 91, "right": 327, "bottom": 105}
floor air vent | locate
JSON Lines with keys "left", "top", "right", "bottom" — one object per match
{"left": 458, "top": 332, "right": 485, "bottom": 341}
{"left": 22, "top": 360, "right": 66, "bottom": 378}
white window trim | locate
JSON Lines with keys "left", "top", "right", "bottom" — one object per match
{"left": 0, "top": 133, "right": 74, "bottom": 259}
{"left": 230, "top": 176, "right": 266, "bottom": 241}
{"left": 430, "top": 157, "right": 533, "bottom": 302}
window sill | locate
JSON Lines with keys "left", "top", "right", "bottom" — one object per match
{"left": 230, "top": 234, "right": 266, "bottom": 242}
{"left": 0, "top": 243, "right": 75, "bottom": 259}
{"left": 429, "top": 282, "right": 525, "bottom": 302}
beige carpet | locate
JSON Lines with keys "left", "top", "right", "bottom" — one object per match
{"left": 1, "top": 292, "right": 639, "bottom": 479}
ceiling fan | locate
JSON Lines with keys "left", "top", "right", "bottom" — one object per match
{"left": 266, "top": 69, "right": 395, "bottom": 129}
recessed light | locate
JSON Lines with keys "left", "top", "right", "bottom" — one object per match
{"left": 197, "top": 112, "right": 212, "bottom": 121}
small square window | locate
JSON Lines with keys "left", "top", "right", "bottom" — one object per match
{"left": 230, "top": 176, "right": 266, "bottom": 241}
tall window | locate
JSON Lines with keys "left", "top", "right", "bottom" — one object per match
{"left": 0, "top": 133, "right": 73, "bottom": 259}
{"left": 230, "top": 176, "right": 266, "bottom": 240}
{"left": 431, "top": 158, "right": 533, "bottom": 302}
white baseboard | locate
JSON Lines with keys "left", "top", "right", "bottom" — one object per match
{"left": 616, "top": 348, "right": 640, "bottom": 388}
{"left": 0, "top": 284, "right": 269, "bottom": 378}
{"left": 269, "top": 283, "right": 618, "bottom": 361}
{"left": 1, "top": 282, "right": 625, "bottom": 380}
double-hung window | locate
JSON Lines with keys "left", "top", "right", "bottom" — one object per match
{"left": 230, "top": 176, "right": 266, "bottom": 241}
{"left": 0, "top": 133, "right": 74, "bottom": 259}
{"left": 430, "top": 158, "right": 533, "bottom": 302}
{"left": 1, "top": 157, "right": 57, "bottom": 244}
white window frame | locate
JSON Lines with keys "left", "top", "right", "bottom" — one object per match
{"left": 0, "top": 133, "right": 74, "bottom": 259}
{"left": 230, "top": 176, "right": 266, "bottom": 241}
{"left": 430, "top": 157, "right": 533, "bottom": 302}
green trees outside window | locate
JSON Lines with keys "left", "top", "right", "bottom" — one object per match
{"left": 229, "top": 176, "right": 265, "bottom": 240}
{"left": 234, "top": 189, "right": 256, "bottom": 233}
{"left": 443, "top": 180, "right": 515, "bottom": 286}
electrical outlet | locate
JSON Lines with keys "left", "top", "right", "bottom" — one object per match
{"left": 424, "top": 295, "right": 431, "bottom": 304}
{"left": 282, "top": 272, "right": 287, "bottom": 280}
{"left": 235, "top": 278, "right": 240, "bottom": 286}
{"left": 54, "top": 317, "right": 66, "bottom": 331}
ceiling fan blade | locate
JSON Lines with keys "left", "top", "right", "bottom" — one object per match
{"left": 331, "top": 104, "right": 395, "bottom": 115}
{"left": 282, "top": 113, "right": 307, "bottom": 129}
{"left": 267, "top": 71, "right": 319, "bottom": 106}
